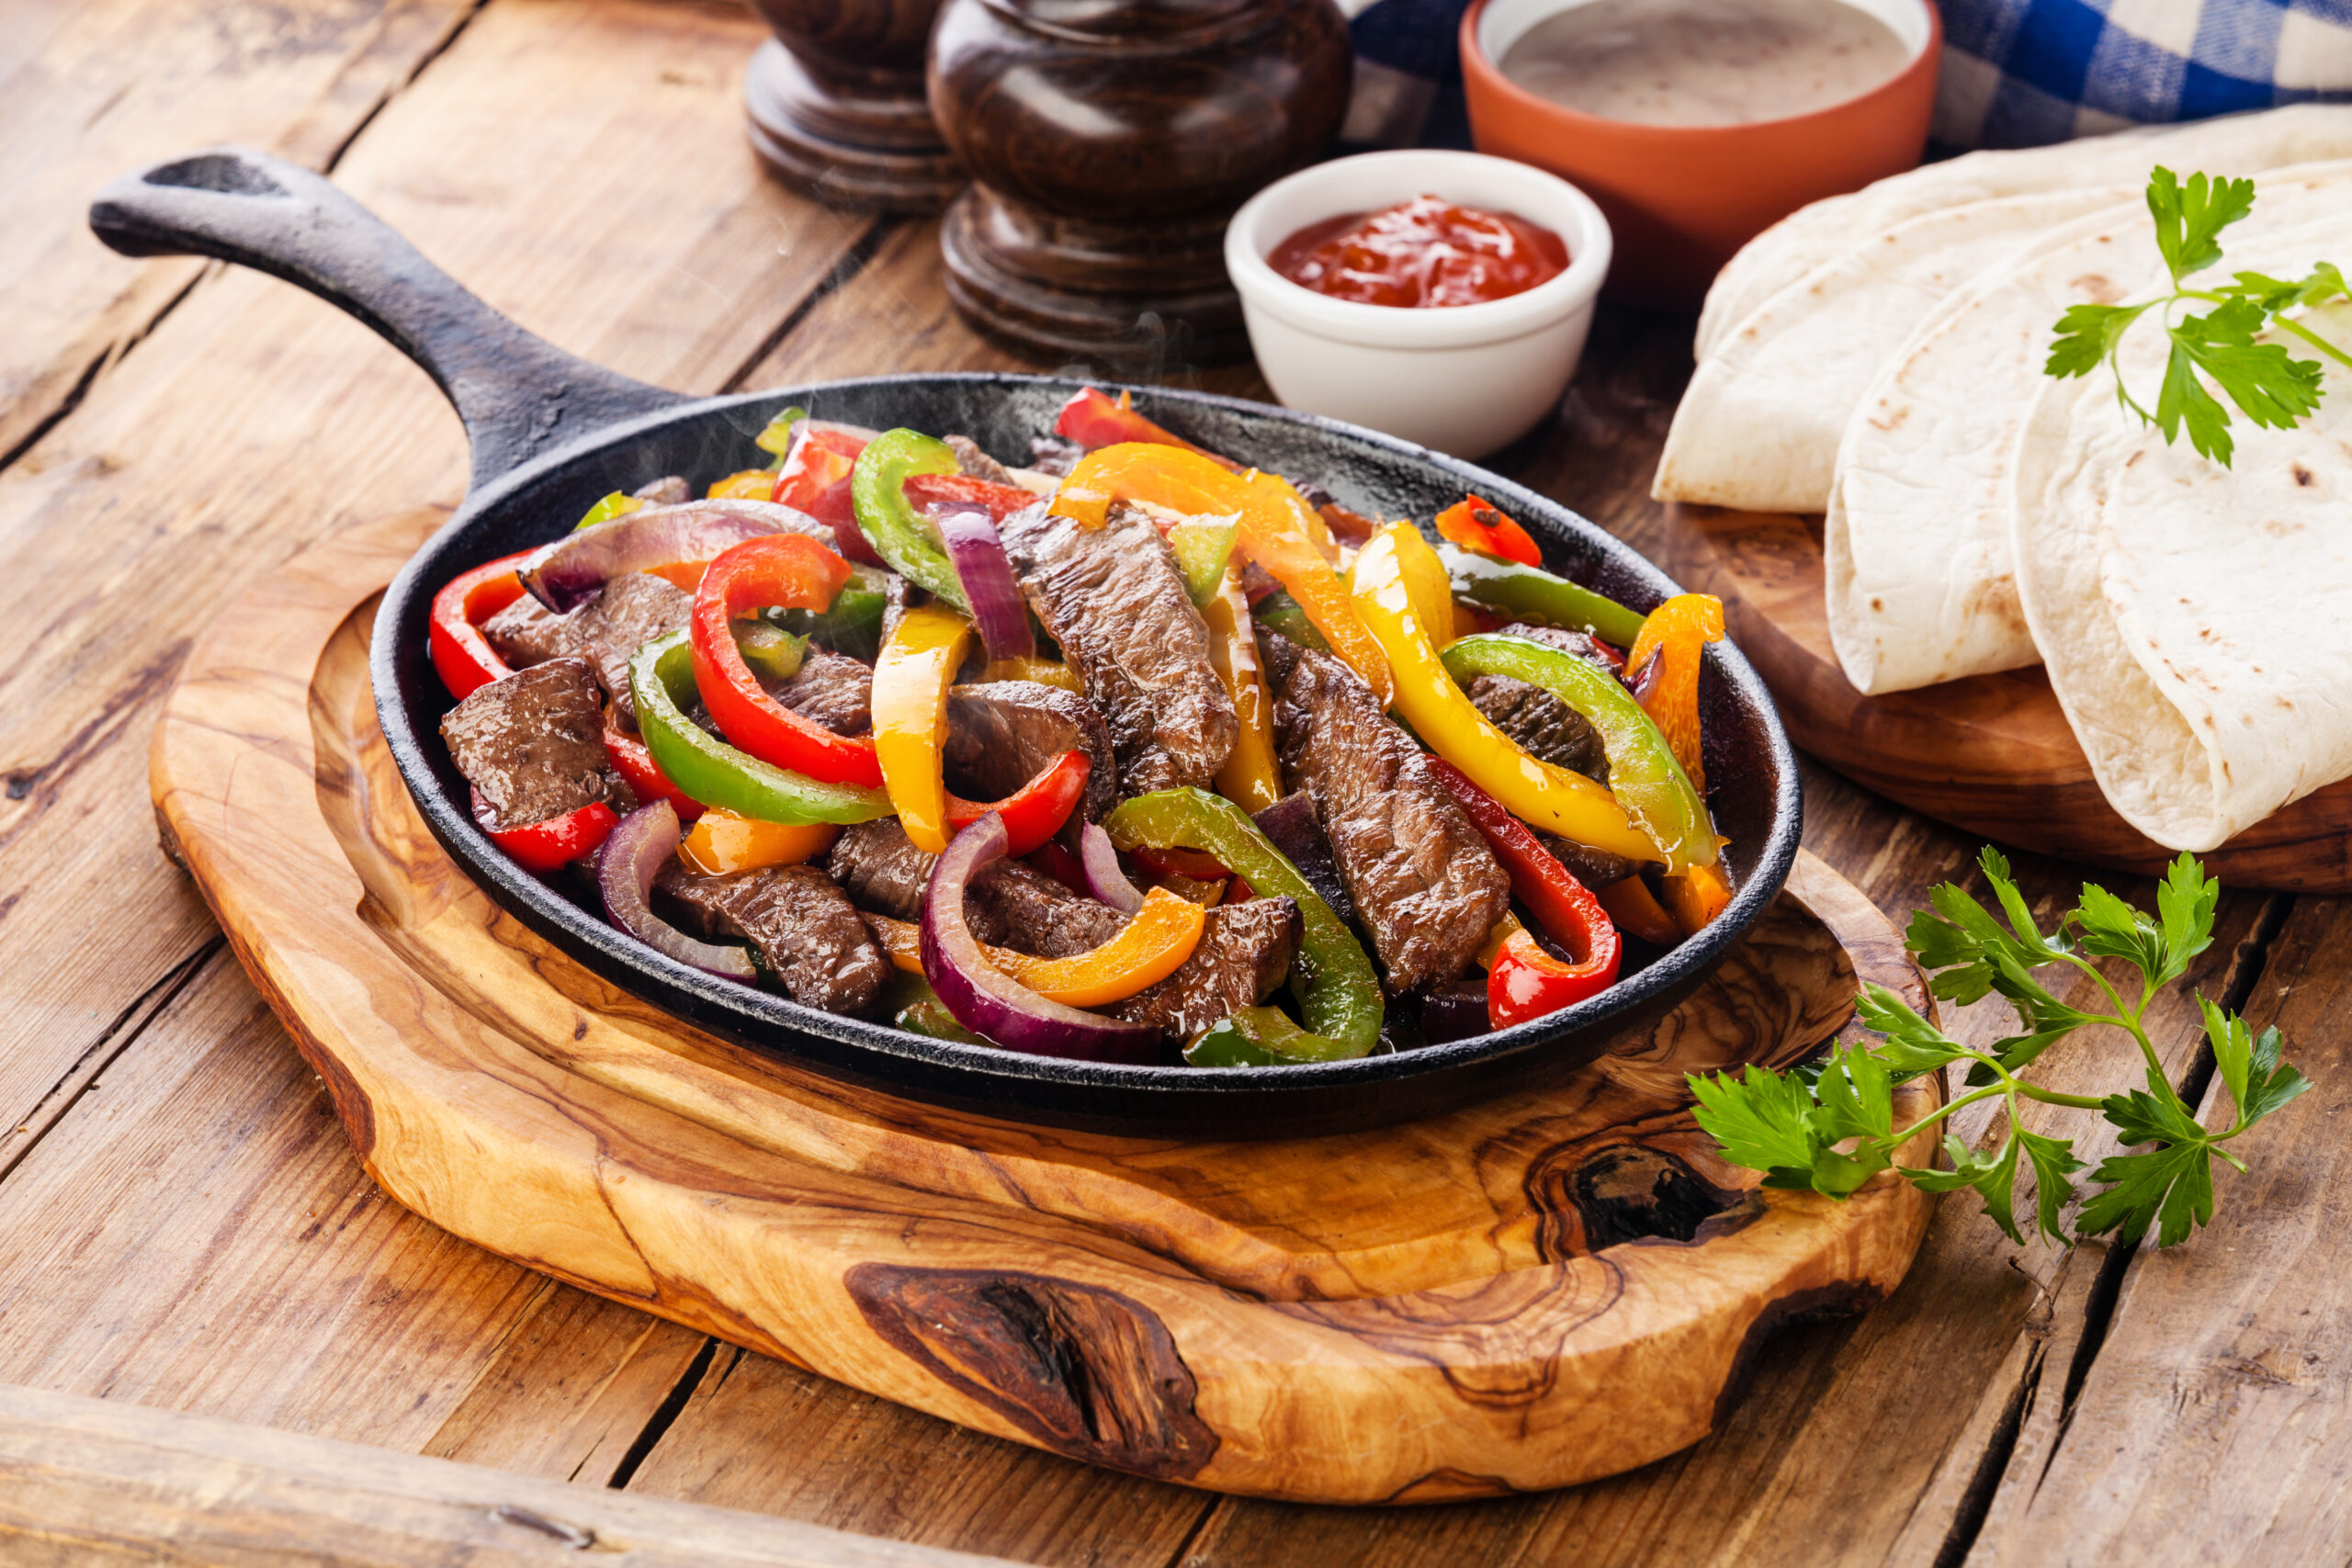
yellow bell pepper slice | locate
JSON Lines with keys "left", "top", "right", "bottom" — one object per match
{"left": 1204, "top": 564, "right": 1282, "bottom": 814}
{"left": 1351, "top": 522, "right": 1660, "bottom": 865}
{"left": 1053, "top": 445, "right": 1392, "bottom": 705}
{"left": 979, "top": 655, "right": 1084, "bottom": 694}
{"left": 679, "top": 809, "right": 840, "bottom": 874}
{"left": 872, "top": 604, "right": 972, "bottom": 852}
{"left": 1626, "top": 592, "right": 1724, "bottom": 793}
{"left": 707, "top": 468, "right": 777, "bottom": 501}
{"left": 865, "top": 888, "right": 1206, "bottom": 1007}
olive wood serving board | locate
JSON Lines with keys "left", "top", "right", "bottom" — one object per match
{"left": 150, "top": 510, "right": 1937, "bottom": 1504}
{"left": 1660, "top": 504, "right": 2352, "bottom": 892}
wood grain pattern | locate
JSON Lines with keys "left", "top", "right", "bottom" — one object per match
{"left": 1659, "top": 502, "right": 2352, "bottom": 892}
{"left": 0, "top": 1382, "right": 1007, "bottom": 1567}
{"left": 151, "top": 510, "right": 1938, "bottom": 1503}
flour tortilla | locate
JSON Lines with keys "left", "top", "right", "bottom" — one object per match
{"left": 1656, "top": 186, "right": 2135, "bottom": 511}
{"left": 1693, "top": 103, "right": 2352, "bottom": 362}
{"left": 1826, "top": 164, "right": 2352, "bottom": 694}
{"left": 1660, "top": 108, "right": 2352, "bottom": 513}
{"left": 2010, "top": 277, "right": 2352, "bottom": 852}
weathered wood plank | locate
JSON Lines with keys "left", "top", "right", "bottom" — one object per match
{"left": 627, "top": 1348, "right": 1214, "bottom": 1567}
{"left": 1961, "top": 894, "right": 2338, "bottom": 1564}
{"left": 0, "top": 1381, "right": 1010, "bottom": 1567}
{"left": 0, "top": 0, "right": 481, "bottom": 463}
{"left": 0, "top": 0, "right": 868, "bottom": 1149}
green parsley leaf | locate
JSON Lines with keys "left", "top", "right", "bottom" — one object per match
{"left": 2146, "top": 167, "right": 2256, "bottom": 286}
{"left": 2077, "top": 1136, "right": 2214, "bottom": 1247}
{"left": 1689, "top": 1063, "right": 1821, "bottom": 1188}
{"left": 2046, "top": 301, "right": 2143, "bottom": 379}
{"left": 2155, "top": 338, "right": 2238, "bottom": 463}
{"left": 2154, "top": 852, "right": 2219, "bottom": 987}
{"left": 2017, "top": 1126, "right": 2085, "bottom": 1245}
{"left": 1854, "top": 984, "right": 1971, "bottom": 1076}
{"left": 1905, "top": 1133, "right": 2026, "bottom": 1244}
{"left": 2202, "top": 995, "right": 2313, "bottom": 1128}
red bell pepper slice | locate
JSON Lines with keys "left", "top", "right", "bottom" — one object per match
{"left": 1028, "top": 839, "right": 1092, "bottom": 897}
{"left": 1435, "top": 496, "right": 1543, "bottom": 568}
{"left": 1427, "top": 758, "right": 1622, "bottom": 1021}
{"left": 604, "top": 719, "right": 704, "bottom": 822}
{"left": 1129, "top": 843, "right": 1233, "bottom": 882}
{"left": 689, "top": 535, "right": 882, "bottom": 788}
{"left": 1055, "top": 388, "right": 1242, "bottom": 472}
{"left": 943, "top": 749, "right": 1090, "bottom": 859}
{"left": 429, "top": 551, "right": 534, "bottom": 700}
{"left": 773, "top": 424, "right": 882, "bottom": 566}
{"left": 902, "top": 471, "right": 1040, "bottom": 523}
{"left": 471, "top": 789, "right": 618, "bottom": 874}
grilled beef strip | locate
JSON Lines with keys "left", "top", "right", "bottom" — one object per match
{"left": 439, "top": 657, "right": 624, "bottom": 829}
{"left": 654, "top": 860, "right": 889, "bottom": 1016}
{"left": 1111, "top": 897, "right": 1299, "bottom": 1043}
{"left": 772, "top": 648, "right": 873, "bottom": 737}
{"left": 944, "top": 681, "right": 1120, "bottom": 829}
{"left": 946, "top": 434, "right": 1019, "bottom": 487}
{"left": 1461, "top": 623, "right": 1623, "bottom": 786}
{"left": 827, "top": 818, "right": 1125, "bottom": 956}
{"left": 1258, "top": 632, "right": 1510, "bottom": 994}
{"left": 1537, "top": 831, "right": 1639, "bottom": 894}
{"left": 998, "top": 501, "right": 1238, "bottom": 794}
{"left": 481, "top": 570, "right": 693, "bottom": 728}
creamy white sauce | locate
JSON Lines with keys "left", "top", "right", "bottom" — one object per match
{"left": 1498, "top": 0, "right": 1911, "bottom": 128}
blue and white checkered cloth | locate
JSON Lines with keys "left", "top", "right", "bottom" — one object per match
{"left": 1338, "top": 0, "right": 2352, "bottom": 154}
{"left": 1939, "top": 0, "right": 2352, "bottom": 148}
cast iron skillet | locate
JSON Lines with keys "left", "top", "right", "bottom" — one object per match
{"left": 89, "top": 147, "right": 1802, "bottom": 1139}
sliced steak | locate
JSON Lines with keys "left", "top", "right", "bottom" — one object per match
{"left": 439, "top": 657, "right": 620, "bottom": 829}
{"left": 1259, "top": 633, "right": 1510, "bottom": 993}
{"left": 945, "top": 681, "right": 1119, "bottom": 827}
{"left": 571, "top": 571, "right": 693, "bottom": 727}
{"left": 827, "top": 818, "right": 1125, "bottom": 956}
{"left": 1463, "top": 621, "right": 1623, "bottom": 784}
{"left": 480, "top": 570, "right": 691, "bottom": 728}
{"left": 998, "top": 502, "right": 1237, "bottom": 794}
{"left": 947, "top": 434, "right": 1019, "bottom": 487}
{"left": 481, "top": 591, "right": 578, "bottom": 669}
{"left": 1113, "top": 897, "right": 1299, "bottom": 1043}
{"left": 774, "top": 648, "right": 873, "bottom": 737}
{"left": 654, "top": 860, "right": 888, "bottom": 1016}
{"left": 1537, "top": 831, "right": 1638, "bottom": 894}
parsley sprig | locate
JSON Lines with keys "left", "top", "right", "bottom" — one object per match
{"left": 1690, "top": 849, "right": 2311, "bottom": 1248}
{"left": 2044, "top": 167, "right": 2352, "bottom": 466}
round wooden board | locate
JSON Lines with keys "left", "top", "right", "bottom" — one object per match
{"left": 152, "top": 511, "right": 1938, "bottom": 1505}
{"left": 1660, "top": 504, "right": 2352, "bottom": 892}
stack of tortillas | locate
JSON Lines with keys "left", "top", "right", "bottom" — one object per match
{"left": 1651, "top": 105, "right": 2352, "bottom": 852}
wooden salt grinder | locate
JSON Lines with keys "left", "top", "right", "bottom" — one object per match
{"left": 928, "top": 0, "right": 1352, "bottom": 367}
{"left": 745, "top": 0, "right": 967, "bottom": 213}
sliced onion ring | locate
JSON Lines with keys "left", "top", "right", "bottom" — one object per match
{"left": 1079, "top": 822, "right": 1144, "bottom": 915}
{"left": 919, "top": 812, "right": 1158, "bottom": 1063}
{"left": 523, "top": 500, "right": 833, "bottom": 613}
{"left": 599, "top": 800, "right": 757, "bottom": 981}
{"left": 932, "top": 502, "right": 1035, "bottom": 662}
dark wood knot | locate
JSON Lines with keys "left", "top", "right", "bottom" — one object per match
{"left": 846, "top": 1264, "right": 1218, "bottom": 1481}
{"left": 1528, "top": 1140, "right": 1753, "bottom": 1258}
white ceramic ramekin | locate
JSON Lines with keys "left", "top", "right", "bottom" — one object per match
{"left": 1225, "top": 150, "right": 1611, "bottom": 460}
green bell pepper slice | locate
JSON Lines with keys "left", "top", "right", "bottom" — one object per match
{"left": 1167, "top": 518, "right": 1237, "bottom": 609}
{"left": 1103, "top": 787, "right": 1380, "bottom": 1063}
{"left": 769, "top": 583, "right": 887, "bottom": 662}
{"left": 1251, "top": 589, "right": 1330, "bottom": 654}
{"left": 850, "top": 428, "right": 967, "bottom": 611}
{"left": 1185, "top": 1005, "right": 1364, "bottom": 1066}
{"left": 1440, "top": 633, "right": 1717, "bottom": 870}
{"left": 628, "top": 631, "right": 892, "bottom": 826}
{"left": 1439, "top": 542, "right": 1645, "bottom": 650}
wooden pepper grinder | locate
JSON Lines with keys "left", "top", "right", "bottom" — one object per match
{"left": 928, "top": 0, "right": 1351, "bottom": 366}
{"left": 745, "top": 0, "right": 967, "bottom": 213}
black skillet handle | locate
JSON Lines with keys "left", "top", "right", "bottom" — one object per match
{"left": 89, "top": 147, "right": 692, "bottom": 493}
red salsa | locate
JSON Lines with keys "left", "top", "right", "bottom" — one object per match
{"left": 1268, "top": 195, "right": 1568, "bottom": 309}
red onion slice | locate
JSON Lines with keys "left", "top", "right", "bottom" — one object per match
{"left": 523, "top": 500, "right": 833, "bottom": 613}
{"left": 1079, "top": 822, "right": 1144, "bottom": 915}
{"left": 932, "top": 502, "right": 1035, "bottom": 662}
{"left": 919, "top": 813, "right": 1158, "bottom": 1063}
{"left": 598, "top": 800, "right": 757, "bottom": 981}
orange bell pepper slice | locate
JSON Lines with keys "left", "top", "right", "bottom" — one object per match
{"left": 1596, "top": 875, "right": 1681, "bottom": 946}
{"left": 1661, "top": 861, "right": 1734, "bottom": 937}
{"left": 1053, "top": 444, "right": 1392, "bottom": 705}
{"left": 1626, "top": 593, "right": 1725, "bottom": 793}
{"left": 866, "top": 887, "right": 1205, "bottom": 1007}
{"left": 679, "top": 808, "right": 839, "bottom": 874}
{"left": 1204, "top": 565, "right": 1282, "bottom": 814}
{"left": 1434, "top": 495, "right": 1542, "bottom": 568}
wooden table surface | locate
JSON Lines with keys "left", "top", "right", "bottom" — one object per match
{"left": 3, "top": 3, "right": 2346, "bottom": 1562}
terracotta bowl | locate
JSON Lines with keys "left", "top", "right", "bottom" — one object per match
{"left": 1460, "top": 0, "right": 1940, "bottom": 310}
